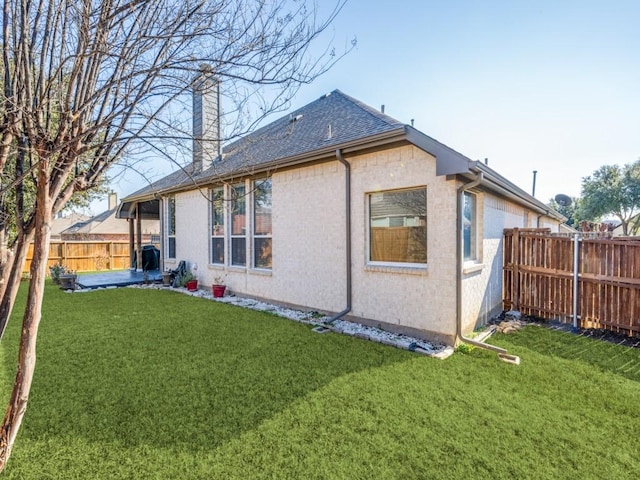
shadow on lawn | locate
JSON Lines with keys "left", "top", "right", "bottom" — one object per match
{"left": 2, "top": 285, "right": 414, "bottom": 452}
{"left": 493, "top": 326, "right": 640, "bottom": 383}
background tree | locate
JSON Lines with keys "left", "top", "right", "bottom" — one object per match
{"left": 0, "top": 156, "right": 108, "bottom": 252}
{"left": 0, "top": 0, "right": 349, "bottom": 471}
{"left": 547, "top": 196, "right": 585, "bottom": 228}
{"left": 580, "top": 160, "right": 640, "bottom": 235}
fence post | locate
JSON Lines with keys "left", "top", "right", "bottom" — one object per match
{"left": 572, "top": 233, "right": 581, "bottom": 330}
{"left": 512, "top": 228, "right": 520, "bottom": 311}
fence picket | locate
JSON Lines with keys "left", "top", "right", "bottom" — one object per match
{"left": 25, "top": 241, "right": 134, "bottom": 274}
{"left": 503, "top": 228, "right": 640, "bottom": 338}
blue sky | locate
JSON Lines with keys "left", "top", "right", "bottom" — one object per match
{"left": 97, "top": 0, "right": 639, "bottom": 213}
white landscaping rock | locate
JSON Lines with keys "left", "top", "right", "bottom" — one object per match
{"left": 504, "top": 310, "right": 522, "bottom": 320}
{"left": 120, "top": 283, "right": 450, "bottom": 357}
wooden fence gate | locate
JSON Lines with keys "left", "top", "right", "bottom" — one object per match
{"left": 503, "top": 228, "right": 640, "bottom": 337}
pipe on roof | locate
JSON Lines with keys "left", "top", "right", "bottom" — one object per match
{"left": 325, "top": 149, "right": 352, "bottom": 324}
{"left": 470, "top": 162, "right": 564, "bottom": 222}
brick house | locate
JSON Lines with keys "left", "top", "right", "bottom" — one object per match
{"left": 118, "top": 85, "right": 564, "bottom": 345}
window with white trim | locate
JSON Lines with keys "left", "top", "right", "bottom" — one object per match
{"left": 253, "top": 179, "right": 272, "bottom": 269}
{"left": 210, "top": 186, "right": 225, "bottom": 264}
{"left": 166, "top": 196, "right": 176, "bottom": 259}
{"left": 369, "top": 187, "right": 427, "bottom": 264}
{"left": 463, "top": 192, "right": 477, "bottom": 262}
{"left": 230, "top": 183, "right": 247, "bottom": 266}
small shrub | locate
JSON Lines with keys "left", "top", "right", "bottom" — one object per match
{"left": 177, "top": 271, "right": 195, "bottom": 287}
{"left": 457, "top": 343, "right": 475, "bottom": 354}
{"left": 49, "top": 263, "right": 67, "bottom": 283}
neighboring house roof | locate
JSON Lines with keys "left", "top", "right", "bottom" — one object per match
{"left": 62, "top": 208, "right": 125, "bottom": 236}
{"left": 119, "top": 89, "right": 565, "bottom": 222}
{"left": 63, "top": 208, "right": 158, "bottom": 236}
{"left": 51, "top": 213, "right": 92, "bottom": 237}
{"left": 51, "top": 212, "right": 90, "bottom": 237}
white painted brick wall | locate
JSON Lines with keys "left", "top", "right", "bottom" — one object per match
{"left": 349, "top": 145, "right": 458, "bottom": 340}
{"left": 169, "top": 144, "right": 561, "bottom": 344}
{"left": 460, "top": 195, "right": 560, "bottom": 332}
{"left": 173, "top": 190, "right": 211, "bottom": 279}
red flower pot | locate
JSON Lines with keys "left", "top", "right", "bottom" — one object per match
{"left": 212, "top": 284, "right": 226, "bottom": 298}
{"left": 185, "top": 280, "right": 198, "bottom": 291}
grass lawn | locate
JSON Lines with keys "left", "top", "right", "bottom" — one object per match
{"left": 1, "top": 284, "right": 639, "bottom": 479}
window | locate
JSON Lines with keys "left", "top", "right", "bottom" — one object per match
{"left": 253, "top": 179, "right": 272, "bottom": 269}
{"left": 210, "top": 187, "right": 225, "bottom": 264}
{"left": 369, "top": 188, "right": 427, "bottom": 264}
{"left": 463, "top": 192, "right": 477, "bottom": 262}
{"left": 230, "top": 183, "right": 246, "bottom": 266}
{"left": 166, "top": 196, "right": 176, "bottom": 259}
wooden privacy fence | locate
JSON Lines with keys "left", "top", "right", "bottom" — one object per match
{"left": 370, "top": 226, "right": 427, "bottom": 263}
{"left": 503, "top": 228, "right": 640, "bottom": 337}
{"left": 24, "top": 241, "right": 131, "bottom": 274}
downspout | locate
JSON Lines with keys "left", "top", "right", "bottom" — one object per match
{"left": 536, "top": 212, "right": 552, "bottom": 228}
{"left": 456, "top": 172, "right": 514, "bottom": 359}
{"left": 325, "top": 149, "right": 352, "bottom": 324}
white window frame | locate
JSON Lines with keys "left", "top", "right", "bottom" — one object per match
{"left": 166, "top": 195, "right": 176, "bottom": 259}
{"left": 463, "top": 191, "right": 477, "bottom": 262}
{"left": 366, "top": 186, "right": 427, "bottom": 268}
{"left": 252, "top": 178, "right": 272, "bottom": 270}
{"left": 210, "top": 186, "right": 225, "bottom": 265}
{"left": 230, "top": 182, "right": 247, "bottom": 267}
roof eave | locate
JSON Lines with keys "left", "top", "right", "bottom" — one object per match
{"left": 122, "top": 126, "right": 409, "bottom": 202}
{"left": 405, "top": 126, "right": 474, "bottom": 176}
{"left": 468, "top": 162, "right": 566, "bottom": 222}
{"left": 118, "top": 124, "right": 565, "bottom": 224}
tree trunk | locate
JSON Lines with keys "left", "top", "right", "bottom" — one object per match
{"left": 630, "top": 215, "right": 640, "bottom": 236}
{"left": 621, "top": 220, "right": 629, "bottom": 236}
{"left": 0, "top": 231, "right": 33, "bottom": 340}
{"left": 0, "top": 171, "right": 52, "bottom": 473}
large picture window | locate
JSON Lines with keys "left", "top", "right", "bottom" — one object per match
{"left": 166, "top": 196, "right": 176, "bottom": 259}
{"left": 211, "top": 187, "right": 225, "bottom": 264}
{"left": 230, "top": 183, "right": 247, "bottom": 266}
{"left": 253, "top": 179, "right": 272, "bottom": 269}
{"left": 369, "top": 188, "right": 427, "bottom": 264}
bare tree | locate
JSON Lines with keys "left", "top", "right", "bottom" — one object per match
{"left": 0, "top": 0, "right": 349, "bottom": 470}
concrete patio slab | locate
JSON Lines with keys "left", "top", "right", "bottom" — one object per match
{"left": 76, "top": 269, "right": 162, "bottom": 289}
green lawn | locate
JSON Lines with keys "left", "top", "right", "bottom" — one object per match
{"left": 1, "top": 284, "right": 639, "bottom": 479}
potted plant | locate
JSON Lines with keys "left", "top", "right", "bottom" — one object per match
{"left": 178, "top": 271, "right": 198, "bottom": 291}
{"left": 212, "top": 275, "right": 226, "bottom": 298}
{"left": 162, "top": 270, "right": 173, "bottom": 287}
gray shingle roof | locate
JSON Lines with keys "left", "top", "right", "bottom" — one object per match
{"left": 119, "top": 89, "right": 567, "bottom": 223}
{"left": 221, "top": 89, "right": 404, "bottom": 168}
{"left": 124, "top": 89, "right": 406, "bottom": 200}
